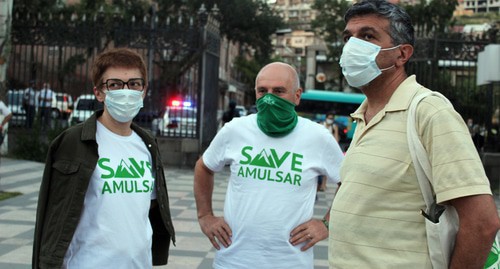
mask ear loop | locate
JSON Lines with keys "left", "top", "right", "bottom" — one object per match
{"left": 380, "top": 65, "right": 395, "bottom": 71}
{"left": 378, "top": 44, "right": 401, "bottom": 71}
{"left": 380, "top": 44, "right": 401, "bottom": 51}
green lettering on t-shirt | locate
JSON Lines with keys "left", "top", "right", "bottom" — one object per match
{"left": 113, "top": 180, "right": 124, "bottom": 193}
{"left": 270, "top": 149, "right": 290, "bottom": 168}
{"left": 98, "top": 158, "right": 114, "bottom": 179}
{"left": 142, "top": 180, "right": 151, "bottom": 192}
{"left": 293, "top": 174, "right": 301, "bottom": 186}
{"left": 102, "top": 181, "right": 112, "bottom": 194}
{"left": 283, "top": 173, "right": 293, "bottom": 184}
{"left": 129, "top": 158, "right": 146, "bottom": 177}
{"left": 291, "top": 153, "right": 303, "bottom": 172}
{"left": 240, "top": 146, "right": 253, "bottom": 165}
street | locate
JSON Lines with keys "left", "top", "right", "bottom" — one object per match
{"left": 0, "top": 158, "right": 334, "bottom": 269}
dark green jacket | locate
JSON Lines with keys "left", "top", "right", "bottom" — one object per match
{"left": 32, "top": 111, "right": 175, "bottom": 268}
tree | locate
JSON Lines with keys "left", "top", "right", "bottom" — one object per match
{"left": 311, "top": 0, "right": 351, "bottom": 90}
{"left": 157, "top": 0, "right": 283, "bottom": 62}
{"left": 404, "top": 0, "right": 458, "bottom": 37}
{"left": 311, "top": 0, "right": 350, "bottom": 43}
{"left": 233, "top": 56, "right": 262, "bottom": 87}
{"left": 154, "top": 0, "right": 283, "bottom": 92}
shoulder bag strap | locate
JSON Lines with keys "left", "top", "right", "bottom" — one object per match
{"left": 407, "top": 91, "right": 453, "bottom": 209}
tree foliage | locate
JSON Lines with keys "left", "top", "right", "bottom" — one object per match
{"left": 155, "top": 0, "right": 283, "bottom": 88}
{"left": 233, "top": 56, "right": 262, "bottom": 87}
{"left": 312, "top": 0, "right": 459, "bottom": 43}
{"left": 404, "top": 0, "right": 458, "bottom": 36}
{"left": 12, "top": 0, "right": 283, "bottom": 92}
{"left": 309, "top": 0, "right": 460, "bottom": 90}
{"left": 156, "top": 0, "right": 283, "bottom": 62}
{"left": 455, "top": 12, "right": 500, "bottom": 25}
{"left": 310, "top": 0, "right": 351, "bottom": 89}
{"left": 311, "top": 0, "right": 350, "bottom": 44}
{"left": 15, "top": 0, "right": 282, "bottom": 61}
{"left": 12, "top": 0, "right": 60, "bottom": 10}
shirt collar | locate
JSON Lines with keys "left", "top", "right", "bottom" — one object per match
{"left": 351, "top": 75, "right": 421, "bottom": 121}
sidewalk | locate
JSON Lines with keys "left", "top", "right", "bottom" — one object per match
{"left": 0, "top": 158, "right": 334, "bottom": 269}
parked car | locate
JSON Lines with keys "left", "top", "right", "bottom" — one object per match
{"left": 6, "top": 90, "right": 27, "bottom": 126}
{"left": 154, "top": 105, "right": 197, "bottom": 136}
{"left": 51, "top": 92, "right": 73, "bottom": 119}
{"left": 68, "top": 94, "right": 103, "bottom": 126}
{"left": 235, "top": 105, "right": 247, "bottom": 117}
{"left": 247, "top": 105, "right": 258, "bottom": 115}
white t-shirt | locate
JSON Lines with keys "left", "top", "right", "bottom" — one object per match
{"left": 203, "top": 114, "right": 344, "bottom": 269}
{"left": 23, "top": 87, "right": 38, "bottom": 106}
{"left": 63, "top": 121, "right": 156, "bottom": 269}
{"left": 38, "top": 88, "right": 53, "bottom": 108}
{"left": 0, "top": 101, "right": 11, "bottom": 117}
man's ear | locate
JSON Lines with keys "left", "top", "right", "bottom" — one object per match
{"left": 397, "top": 44, "right": 414, "bottom": 66}
{"left": 294, "top": 88, "right": 303, "bottom": 106}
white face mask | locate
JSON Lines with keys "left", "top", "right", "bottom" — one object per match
{"left": 104, "top": 89, "right": 144, "bottom": 123}
{"left": 339, "top": 37, "right": 400, "bottom": 88}
{"left": 326, "top": 119, "right": 334, "bottom": 125}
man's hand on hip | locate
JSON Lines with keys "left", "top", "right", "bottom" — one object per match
{"left": 199, "top": 215, "right": 232, "bottom": 250}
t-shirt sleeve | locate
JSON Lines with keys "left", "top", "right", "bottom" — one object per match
{"left": 202, "top": 126, "right": 229, "bottom": 172}
{"left": 319, "top": 127, "right": 344, "bottom": 184}
{"left": 0, "top": 101, "right": 11, "bottom": 116}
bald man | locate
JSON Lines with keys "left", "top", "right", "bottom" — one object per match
{"left": 193, "top": 62, "right": 344, "bottom": 269}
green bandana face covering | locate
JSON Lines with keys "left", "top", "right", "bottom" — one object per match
{"left": 256, "top": 93, "right": 298, "bottom": 137}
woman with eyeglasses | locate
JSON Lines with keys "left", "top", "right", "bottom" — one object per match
{"left": 33, "top": 48, "right": 175, "bottom": 269}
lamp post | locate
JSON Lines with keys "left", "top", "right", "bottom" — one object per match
{"left": 297, "top": 56, "right": 302, "bottom": 86}
{"left": 147, "top": 3, "right": 157, "bottom": 96}
{"left": 0, "top": 0, "right": 13, "bottom": 96}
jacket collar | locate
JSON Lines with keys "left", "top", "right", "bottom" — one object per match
{"left": 81, "top": 110, "right": 101, "bottom": 141}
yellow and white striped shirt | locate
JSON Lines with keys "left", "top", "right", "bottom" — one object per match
{"left": 329, "top": 75, "right": 491, "bottom": 268}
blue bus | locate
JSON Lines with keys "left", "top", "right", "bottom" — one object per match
{"left": 296, "top": 89, "right": 366, "bottom": 150}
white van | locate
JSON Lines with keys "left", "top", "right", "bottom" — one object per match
{"left": 7, "top": 90, "right": 26, "bottom": 126}
{"left": 68, "top": 94, "right": 103, "bottom": 126}
{"left": 154, "top": 105, "right": 197, "bottom": 136}
{"left": 51, "top": 92, "right": 73, "bottom": 119}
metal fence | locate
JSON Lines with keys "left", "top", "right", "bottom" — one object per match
{"left": 407, "top": 35, "right": 499, "bottom": 151}
{"left": 5, "top": 6, "right": 499, "bottom": 150}
{"left": 5, "top": 5, "right": 220, "bottom": 144}
{"left": 409, "top": 36, "right": 497, "bottom": 122}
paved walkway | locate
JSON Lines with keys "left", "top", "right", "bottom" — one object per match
{"left": 0, "top": 158, "right": 335, "bottom": 269}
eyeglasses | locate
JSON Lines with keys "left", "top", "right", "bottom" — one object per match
{"left": 101, "top": 78, "right": 145, "bottom": 91}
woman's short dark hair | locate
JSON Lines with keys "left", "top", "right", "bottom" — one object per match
{"left": 92, "top": 48, "right": 147, "bottom": 89}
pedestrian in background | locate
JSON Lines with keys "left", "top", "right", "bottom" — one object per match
{"left": 0, "top": 98, "right": 12, "bottom": 169}
{"left": 322, "top": 112, "right": 340, "bottom": 143}
{"left": 317, "top": 112, "right": 340, "bottom": 192}
{"left": 221, "top": 100, "right": 240, "bottom": 126}
{"left": 194, "top": 62, "right": 344, "bottom": 269}
{"left": 23, "top": 80, "right": 38, "bottom": 128}
{"left": 32, "top": 48, "right": 175, "bottom": 268}
{"left": 37, "top": 82, "right": 53, "bottom": 130}
{"left": 329, "top": 0, "right": 500, "bottom": 268}
{"left": 0, "top": 99, "right": 13, "bottom": 146}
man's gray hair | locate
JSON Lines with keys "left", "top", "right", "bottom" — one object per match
{"left": 344, "top": 0, "right": 415, "bottom": 46}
